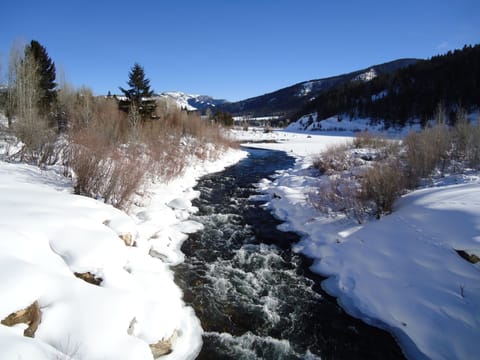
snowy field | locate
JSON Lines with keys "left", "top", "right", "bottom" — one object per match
{"left": 235, "top": 127, "right": 480, "bottom": 360}
{"left": 2, "top": 119, "right": 479, "bottom": 360}
{"left": 0, "top": 130, "right": 246, "bottom": 359}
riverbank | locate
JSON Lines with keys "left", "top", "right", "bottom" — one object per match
{"left": 0, "top": 147, "right": 246, "bottom": 359}
{"left": 173, "top": 147, "right": 405, "bottom": 360}
{"left": 236, "top": 128, "right": 480, "bottom": 360}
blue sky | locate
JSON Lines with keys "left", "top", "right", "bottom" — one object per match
{"left": 1, "top": 0, "right": 479, "bottom": 101}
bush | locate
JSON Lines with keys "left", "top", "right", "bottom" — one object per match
{"left": 312, "top": 144, "right": 351, "bottom": 175}
{"left": 69, "top": 129, "right": 147, "bottom": 209}
{"left": 13, "top": 114, "right": 55, "bottom": 163}
{"left": 311, "top": 176, "right": 367, "bottom": 224}
{"left": 452, "top": 112, "right": 480, "bottom": 169}
{"left": 66, "top": 93, "right": 236, "bottom": 209}
{"left": 360, "top": 160, "right": 406, "bottom": 218}
{"left": 311, "top": 116, "right": 478, "bottom": 222}
{"left": 403, "top": 125, "right": 452, "bottom": 187}
{"left": 353, "top": 131, "right": 389, "bottom": 149}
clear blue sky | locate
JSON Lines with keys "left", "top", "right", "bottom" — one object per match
{"left": 1, "top": 0, "right": 479, "bottom": 101}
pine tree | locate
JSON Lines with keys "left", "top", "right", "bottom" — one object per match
{"left": 119, "top": 63, "right": 156, "bottom": 121}
{"left": 25, "top": 40, "right": 57, "bottom": 117}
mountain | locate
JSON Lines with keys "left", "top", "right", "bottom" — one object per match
{"left": 294, "top": 44, "right": 480, "bottom": 128}
{"left": 157, "top": 91, "right": 227, "bottom": 111}
{"left": 214, "top": 58, "right": 418, "bottom": 118}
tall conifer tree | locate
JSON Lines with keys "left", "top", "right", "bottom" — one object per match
{"left": 25, "top": 40, "right": 57, "bottom": 117}
{"left": 119, "top": 63, "right": 156, "bottom": 120}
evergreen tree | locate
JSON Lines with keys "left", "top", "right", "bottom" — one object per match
{"left": 119, "top": 63, "right": 156, "bottom": 120}
{"left": 25, "top": 40, "right": 57, "bottom": 117}
{"left": 214, "top": 110, "right": 233, "bottom": 127}
{"left": 297, "top": 44, "right": 480, "bottom": 127}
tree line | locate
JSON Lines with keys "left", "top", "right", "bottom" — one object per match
{"left": 296, "top": 44, "right": 480, "bottom": 127}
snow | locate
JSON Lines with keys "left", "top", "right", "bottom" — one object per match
{"left": 158, "top": 92, "right": 198, "bottom": 111}
{"left": 286, "top": 113, "right": 422, "bottom": 135}
{"left": 231, "top": 128, "right": 353, "bottom": 157}
{"left": 233, "top": 127, "right": 480, "bottom": 360}
{"left": 297, "top": 81, "right": 314, "bottom": 97}
{"left": 353, "top": 68, "right": 377, "bottom": 82}
{"left": 3, "top": 109, "right": 479, "bottom": 360}
{"left": 0, "top": 140, "right": 246, "bottom": 359}
{"left": 157, "top": 92, "right": 225, "bottom": 111}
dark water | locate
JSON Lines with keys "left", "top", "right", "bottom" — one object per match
{"left": 174, "top": 148, "right": 405, "bottom": 360}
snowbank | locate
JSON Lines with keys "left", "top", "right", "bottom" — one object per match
{"left": 231, "top": 127, "right": 353, "bottom": 157}
{"left": 0, "top": 147, "right": 247, "bottom": 360}
{"left": 234, "top": 128, "right": 480, "bottom": 360}
{"left": 286, "top": 113, "right": 422, "bottom": 136}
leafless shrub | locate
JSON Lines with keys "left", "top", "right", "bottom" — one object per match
{"left": 353, "top": 131, "right": 389, "bottom": 149}
{"left": 467, "top": 123, "right": 480, "bottom": 168}
{"left": 311, "top": 135, "right": 408, "bottom": 221}
{"left": 59, "top": 86, "right": 129, "bottom": 143}
{"left": 69, "top": 130, "right": 146, "bottom": 209}
{"left": 403, "top": 124, "right": 452, "bottom": 187}
{"left": 65, "top": 92, "right": 235, "bottom": 209}
{"left": 452, "top": 111, "right": 480, "bottom": 169}
{"left": 312, "top": 144, "right": 352, "bottom": 175}
{"left": 359, "top": 160, "right": 406, "bottom": 218}
{"left": 141, "top": 122, "right": 188, "bottom": 182}
{"left": 311, "top": 176, "right": 367, "bottom": 224}
{"left": 311, "top": 116, "right": 480, "bottom": 222}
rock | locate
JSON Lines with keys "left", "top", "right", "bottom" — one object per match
{"left": 119, "top": 232, "right": 135, "bottom": 246}
{"left": 103, "top": 219, "right": 136, "bottom": 246}
{"left": 150, "top": 330, "right": 178, "bottom": 358}
{"left": 1, "top": 301, "right": 41, "bottom": 338}
{"left": 74, "top": 272, "right": 102, "bottom": 285}
{"left": 456, "top": 249, "right": 480, "bottom": 264}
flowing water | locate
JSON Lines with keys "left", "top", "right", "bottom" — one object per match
{"left": 174, "top": 148, "right": 405, "bottom": 360}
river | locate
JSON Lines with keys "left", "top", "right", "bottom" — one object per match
{"left": 174, "top": 148, "right": 405, "bottom": 360}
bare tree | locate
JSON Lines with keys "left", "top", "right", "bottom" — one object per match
{"left": 5, "top": 41, "right": 24, "bottom": 127}
{"left": 8, "top": 41, "right": 53, "bottom": 161}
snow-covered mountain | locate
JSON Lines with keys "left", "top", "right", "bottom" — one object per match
{"left": 352, "top": 68, "right": 377, "bottom": 82}
{"left": 215, "top": 58, "right": 418, "bottom": 118}
{"left": 157, "top": 91, "right": 227, "bottom": 112}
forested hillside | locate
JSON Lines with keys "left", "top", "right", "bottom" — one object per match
{"left": 215, "top": 59, "right": 417, "bottom": 118}
{"left": 296, "top": 45, "right": 480, "bottom": 127}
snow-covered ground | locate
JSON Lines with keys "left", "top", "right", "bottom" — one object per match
{"left": 286, "top": 113, "right": 423, "bottom": 136}
{"left": 0, "top": 129, "right": 246, "bottom": 359}
{"left": 3, "top": 119, "right": 479, "bottom": 360}
{"left": 234, "top": 128, "right": 480, "bottom": 360}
